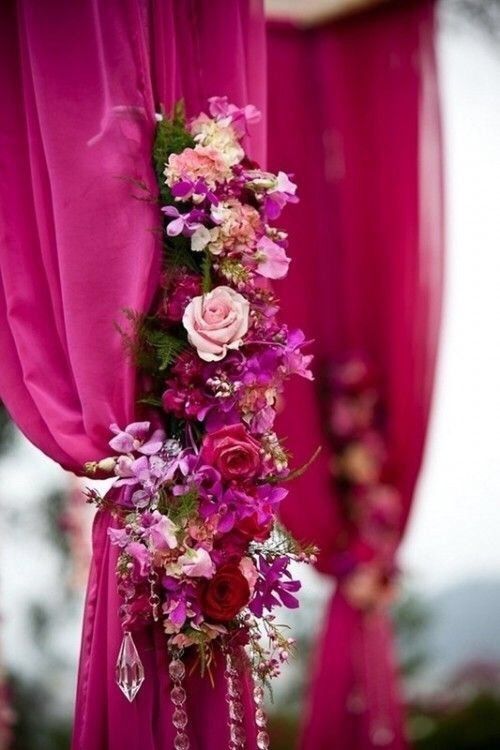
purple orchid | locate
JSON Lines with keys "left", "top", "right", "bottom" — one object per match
{"left": 249, "top": 556, "right": 301, "bottom": 617}
{"left": 161, "top": 205, "right": 207, "bottom": 237}
{"left": 161, "top": 578, "right": 202, "bottom": 632}
{"left": 199, "top": 485, "right": 252, "bottom": 533}
{"left": 264, "top": 172, "right": 299, "bottom": 220}
{"left": 172, "top": 454, "right": 222, "bottom": 497}
{"left": 109, "top": 421, "right": 165, "bottom": 455}
{"left": 171, "top": 178, "right": 218, "bottom": 205}
{"left": 115, "top": 454, "right": 170, "bottom": 508}
{"left": 208, "top": 96, "right": 261, "bottom": 136}
{"left": 281, "top": 329, "right": 314, "bottom": 380}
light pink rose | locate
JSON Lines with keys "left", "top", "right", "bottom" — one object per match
{"left": 182, "top": 286, "right": 250, "bottom": 362}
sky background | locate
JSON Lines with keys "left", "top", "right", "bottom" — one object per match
{"left": 1, "top": 3, "right": 499, "bottom": 702}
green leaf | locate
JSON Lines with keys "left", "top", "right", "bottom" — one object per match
{"left": 137, "top": 395, "right": 163, "bottom": 407}
{"left": 153, "top": 100, "right": 195, "bottom": 204}
{"left": 144, "top": 328, "right": 186, "bottom": 371}
{"left": 201, "top": 251, "right": 212, "bottom": 293}
{"left": 165, "top": 235, "right": 200, "bottom": 273}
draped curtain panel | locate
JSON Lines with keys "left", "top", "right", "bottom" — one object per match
{"left": 0, "top": 1, "right": 266, "bottom": 748}
{"left": 267, "top": 1, "right": 443, "bottom": 748}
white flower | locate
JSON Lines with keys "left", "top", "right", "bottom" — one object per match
{"left": 191, "top": 225, "right": 212, "bottom": 252}
{"left": 191, "top": 225, "right": 221, "bottom": 254}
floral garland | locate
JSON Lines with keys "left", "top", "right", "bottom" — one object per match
{"left": 322, "top": 355, "right": 401, "bottom": 611}
{"left": 85, "top": 98, "right": 316, "bottom": 745}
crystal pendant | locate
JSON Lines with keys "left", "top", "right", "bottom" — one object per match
{"left": 115, "top": 631, "right": 145, "bottom": 702}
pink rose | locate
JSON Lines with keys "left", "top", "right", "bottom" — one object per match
{"left": 201, "top": 424, "right": 261, "bottom": 482}
{"left": 182, "top": 286, "right": 250, "bottom": 362}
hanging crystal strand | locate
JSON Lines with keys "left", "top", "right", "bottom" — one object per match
{"left": 148, "top": 567, "right": 160, "bottom": 622}
{"left": 169, "top": 648, "right": 190, "bottom": 750}
{"left": 115, "top": 585, "right": 145, "bottom": 702}
{"left": 252, "top": 680, "right": 270, "bottom": 750}
{"left": 224, "top": 646, "right": 246, "bottom": 750}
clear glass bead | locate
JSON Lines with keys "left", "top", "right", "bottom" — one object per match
{"left": 169, "top": 658, "right": 186, "bottom": 682}
{"left": 230, "top": 724, "right": 246, "bottom": 745}
{"left": 115, "top": 632, "right": 145, "bottom": 703}
{"left": 165, "top": 438, "right": 182, "bottom": 457}
{"left": 174, "top": 731, "right": 190, "bottom": 750}
{"left": 170, "top": 685, "right": 187, "bottom": 706}
{"left": 226, "top": 677, "right": 239, "bottom": 698}
{"left": 255, "top": 708, "right": 267, "bottom": 728}
{"left": 172, "top": 708, "right": 188, "bottom": 730}
{"left": 229, "top": 700, "right": 244, "bottom": 722}
{"left": 256, "top": 730, "right": 270, "bottom": 749}
{"left": 253, "top": 686, "right": 264, "bottom": 705}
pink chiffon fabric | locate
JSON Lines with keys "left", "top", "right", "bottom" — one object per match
{"left": 0, "top": 1, "right": 266, "bottom": 748}
{"left": 268, "top": 1, "right": 443, "bottom": 748}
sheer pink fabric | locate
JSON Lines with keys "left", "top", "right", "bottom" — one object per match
{"left": 0, "top": 2, "right": 266, "bottom": 748}
{"left": 268, "top": 1, "right": 443, "bottom": 748}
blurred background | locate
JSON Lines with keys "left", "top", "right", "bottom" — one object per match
{"left": 1, "top": 0, "right": 500, "bottom": 748}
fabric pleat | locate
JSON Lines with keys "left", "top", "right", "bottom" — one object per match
{"left": 267, "top": 1, "right": 444, "bottom": 748}
{"left": 0, "top": 2, "right": 266, "bottom": 747}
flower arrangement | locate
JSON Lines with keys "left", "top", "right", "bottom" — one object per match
{"left": 322, "top": 356, "right": 401, "bottom": 611}
{"left": 85, "top": 97, "right": 316, "bottom": 746}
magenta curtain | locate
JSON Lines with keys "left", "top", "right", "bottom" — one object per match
{"left": 0, "top": 1, "right": 266, "bottom": 748}
{"left": 268, "top": 1, "right": 443, "bottom": 748}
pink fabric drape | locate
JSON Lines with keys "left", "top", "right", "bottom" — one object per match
{"left": 268, "top": 1, "right": 443, "bottom": 748}
{"left": 0, "top": 2, "right": 266, "bottom": 748}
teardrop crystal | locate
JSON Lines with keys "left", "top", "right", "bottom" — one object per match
{"left": 115, "top": 631, "right": 145, "bottom": 702}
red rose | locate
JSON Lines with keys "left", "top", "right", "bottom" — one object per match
{"left": 201, "top": 424, "right": 261, "bottom": 482}
{"left": 236, "top": 513, "right": 272, "bottom": 542}
{"left": 201, "top": 563, "right": 251, "bottom": 622}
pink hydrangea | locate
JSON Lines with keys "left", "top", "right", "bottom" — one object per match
{"left": 209, "top": 199, "right": 262, "bottom": 255}
{"left": 164, "top": 146, "right": 232, "bottom": 189}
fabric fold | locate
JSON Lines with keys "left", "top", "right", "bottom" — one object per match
{"left": 267, "top": 1, "right": 443, "bottom": 747}
{"left": 0, "top": 1, "right": 266, "bottom": 747}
